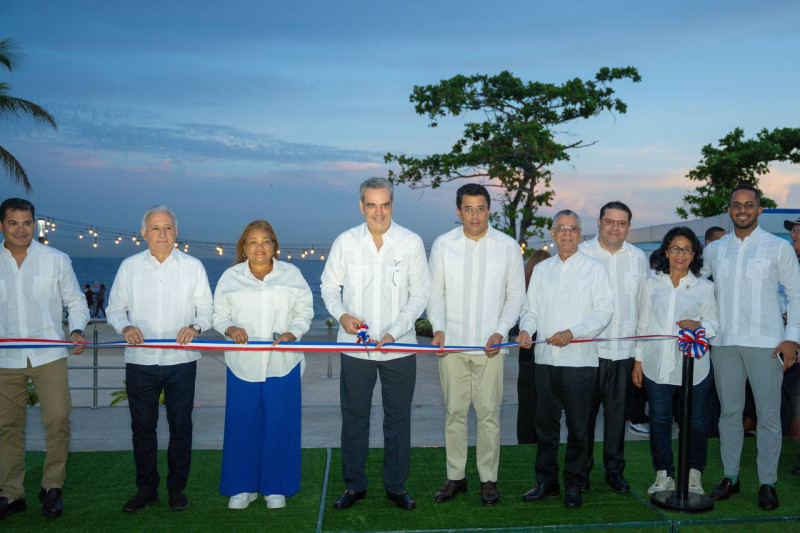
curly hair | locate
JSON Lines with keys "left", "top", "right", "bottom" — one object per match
{"left": 652, "top": 226, "right": 704, "bottom": 276}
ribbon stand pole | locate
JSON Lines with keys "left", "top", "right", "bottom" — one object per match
{"left": 650, "top": 351, "right": 714, "bottom": 513}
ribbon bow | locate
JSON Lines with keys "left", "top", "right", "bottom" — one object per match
{"left": 677, "top": 328, "right": 708, "bottom": 359}
{"left": 356, "top": 322, "right": 372, "bottom": 345}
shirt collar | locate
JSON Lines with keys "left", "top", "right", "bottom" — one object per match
{"left": 586, "top": 236, "right": 630, "bottom": 255}
{"left": 359, "top": 220, "right": 396, "bottom": 244}
{"left": 731, "top": 224, "right": 765, "bottom": 244}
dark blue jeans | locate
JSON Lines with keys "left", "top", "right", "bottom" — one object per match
{"left": 643, "top": 369, "right": 711, "bottom": 477}
{"left": 126, "top": 361, "right": 197, "bottom": 492}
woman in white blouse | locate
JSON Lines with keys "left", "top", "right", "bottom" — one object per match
{"left": 632, "top": 227, "right": 719, "bottom": 498}
{"left": 213, "top": 220, "right": 313, "bottom": 510}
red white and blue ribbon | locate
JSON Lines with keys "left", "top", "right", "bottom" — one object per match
{"left": 677, "top": 328, "right": 708, "bottom": 359}
{"left": 0, "top": 334, "right": 679, "bottom": 354}
{"left": 356, "top": 322, "right": 372, "bottom": 344}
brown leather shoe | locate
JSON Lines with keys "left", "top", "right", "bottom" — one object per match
{"left": 433, "top": 479, "right": 467, "bottom": 503}
{"left": 480, "top": 481, "right": 499, "bottom": 506}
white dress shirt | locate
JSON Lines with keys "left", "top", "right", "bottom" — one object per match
{"left": 701, "top": 226, "right": 800, "bottom": 347}
{"left": 427, "top": 227, "right": 525, "bottom": 353}
{"left": 518, "top": 251, "right": 614, "bottom": 367}
{"left": 321, "top": 221, "right": 430, "bottom": 361}
{"left": 213, "top": 260, "right": 313, "bottom": 382}
{"left": 107, "top": 249, "right": 213, "bottom": 365}
{"left": 635, "top": 272, "right": 719, "bottom": 385}
{"left": 580, "top": 238, "right": 649, "bottom": 361}
{"left": 0, "top": 241, "right": 89, "bottom": 368}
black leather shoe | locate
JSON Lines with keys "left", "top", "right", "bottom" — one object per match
{"left": 168, "top": 489, "right": 189, "bottom": 511}
{"left": 0, "top": 496, "right": 27, "bottom": 520}
{"left": 710, "top": 477, "right": 740, "bottom": 501}
{"left": 122, "top": 488, "right": 160, "bottom": 512}
{"left": 758, "top": 484, "right": 779, "bottom": 511}
{"left": 791, "top": 465, "right": 800, "bottom": 477}
{"left": 386, "top": 490, "right": 416, "bottom": 510}
{"left": 580, "top": 479, "right": 590, "bottom": 492}
{"left": 522, "top": 482, "right": 560, "bottom": 502}
{"left": 38, "top": 488, "right": 63, "bottom": 518}
{"left": 333, "top": 489, "right": 366, "bottom": 510}
{"left": 564, "top": 486, "right": 583, "bottom": 508}
{"left": 480, "top": 481, "right": 499, "bottom": 506}
{"left": 434, "top": 478, "right": 467, "bottom": 502}
{"left": 605, "top": 473, "right": 631, "bottom": 493}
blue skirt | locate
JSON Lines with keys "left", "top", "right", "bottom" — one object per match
{"left": 220, "top": 365, "right": 302, "bottom": 497}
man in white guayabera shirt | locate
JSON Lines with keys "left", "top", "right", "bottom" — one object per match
{"left": 579, "top": 201, "right": 648, "bottom": 493}
{"left": 0, "top": 198, "right": 89, "bottom": 521}
{"left": 107, "top": 205, "right": 213, "bottom": 514}
{"left": 321, "top": 178, "right": 430, "bottom": 511}
{"left": 701, "top": 184, "right": 800, "bottom": 511}
{"left": 516, "top": 209, "right": 613, "bottom": 509}
{"left": 427, "top": 184, "right": 525, "bottom": 507}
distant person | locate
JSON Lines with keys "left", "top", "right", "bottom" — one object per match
{"left": 107, "top": 205, "right": 213, "bottom": 513}
{"left": 704, "top": 226, "right": 726, "bottom": 245}
{"left": 90, "top": 280, "right": 100, "bottom": 317}
{"left": 427, "top": 184, "right": 525, "bottom": 506}
{"left": 580, "top": 201, "right": 649, "bottom": 493}
{"left": 0, "top": 198, "right": 89, "bottom": 520}
{"left": 213, "top": 220, "right": 313, "bottom": 510}
{"left": 321, "top": 178, "right": 430, "bottom": 510}
{"left": 84, "top": 284, "right": 94, "bottom": 311}
{"left": 632, "top": 227, "right": 718, "bottom": 496}
{"left": 516, "top": 249, "right": 551, "bottom": 445}
{"left": 702, "top": 185, "right": 800, "bottom": 511}
{"left": 516, "top": 210, "right": 613, "bottom": 509}
{"left": 95, "top": 284, "right": 106, "bottom": 319}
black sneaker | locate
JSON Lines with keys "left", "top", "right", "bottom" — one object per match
{"left": 168, "top": 490, "right": 189, "bottom": 511}
{"left": 38, "top": 488, "right": 63, "bottom": 518}
{"left": 122, "top": 488, "right": 160, "bottom": 512}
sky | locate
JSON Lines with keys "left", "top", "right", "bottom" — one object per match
{"left": 2, "top": 0, "right": 799, "bottom": 257}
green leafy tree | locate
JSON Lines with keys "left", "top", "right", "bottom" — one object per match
{"left": 1, "top": 38, "right": 57, "bottom": 193}
{"left": 385, "top": 68, "right": 641, "bottom": 242}
{"left": 677, "top": 127, "right": 800, "bottom": 219}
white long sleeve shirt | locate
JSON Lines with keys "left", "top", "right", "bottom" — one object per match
{"left": 635, "top": 272, "right": 719, "bottom": 385}
{"left": 427, "top": 227, "right": 525, "bottom": 354}
{"left": 213, "top": 260, "right": 313, "bottom": 382}
{"left": 700, "top": 226, "right": 800, "bottom": 347}
{"left": 580, "top": 238, "right": 649, "bottom": 361}
{"left": 0, "top": 241, "right": 90, "bottom": 368}
{"left": 518, "top": 251, "right": 614, "bottom": 367}
{"left": 321, "top": 221, "right": 430, "bottom": 360}
{"left": 107, "top": 249, "right": 213, "bottom": 365}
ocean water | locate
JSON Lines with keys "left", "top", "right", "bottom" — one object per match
{"left": 71, "top": 256, "right": 330, "bottom": 320}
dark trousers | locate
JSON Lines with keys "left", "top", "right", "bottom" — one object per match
{"left": 534, "top": 364, "right": 596, "bottom": 489}
{"left": 126, "top": 361, "right": 197, "bottom": 492}
{"left": 517, "top": 345, "right": 538, "bottom": 444}
{"left": 643, "top": 371, "right": 711, "bottom": 477}
{"left": 627, "top": 376, "right": 649, "bottom": 424}
{"left": 340, "top": 354, "right": 416, "bottom": 493}
{"left": 586, "top": 358, "right": 632, "bottom": 476}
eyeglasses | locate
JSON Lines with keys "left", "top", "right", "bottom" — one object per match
{"left": 667, "top": 246, "right": 694, "bottom": 255}
{"left": 730, "top": 201, "right": 757, "bottom": 211}
{"left": 601, "top": 218, "right": 629, "bottom": 229}
{"left": 554, "top": 225, "right": 580, "bottom": 234}
{"left": 461, "top": 206, "right": 488, "bottom": 215}
{"left": 792, "top": 227, "right": 800, "bottom": 234}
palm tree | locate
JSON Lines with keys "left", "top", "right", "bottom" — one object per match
{"left": 1, "top": 38, "right": 57, "bottom": 193}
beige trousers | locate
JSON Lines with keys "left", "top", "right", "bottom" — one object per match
{"left": 0, "top": 358, "right": 72, "bottom": 499}
{"left": 439, "top": 351, "right": 504, "bottom": 482}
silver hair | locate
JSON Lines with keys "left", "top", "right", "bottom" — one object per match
{"left": 552, "top": 209, "right": 581, "bottom": 228}
{"left": 141, "top": 205, "right": 178, "bottom": 232}
{"left": 359, "top": 177, "right": 393, "bottom": 203}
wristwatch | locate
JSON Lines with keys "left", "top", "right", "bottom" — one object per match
{"left": 190, "top": 324, "right": 202, "bottom": 334}
{"left": 70, "top": 329, "right": 84, "bottom": 337}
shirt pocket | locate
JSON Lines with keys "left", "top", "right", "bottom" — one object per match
{"left": 347, "top": 264, "right": 374, "bottom": 289}
{"left": 33, "top": 275, "right": 57, "bottom": 299}
{"left": 623, "top": 272, "right": 642, "bottom": 295}
{"left": 745, "top": 258, "right": 771, "bottom": 280}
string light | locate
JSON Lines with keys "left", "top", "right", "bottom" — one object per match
{"left": 92, "top": 239, "right": 98, "bottom": 248}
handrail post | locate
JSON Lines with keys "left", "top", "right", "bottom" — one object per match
{"left": 92, "top": 324, "right": 99, "bottom": 409}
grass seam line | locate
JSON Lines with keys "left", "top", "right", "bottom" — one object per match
{"left": 671, "top": 513, "right": 800, "bottom": 531}
{"left": 592, "top": 457, "right": 673, "bottom": 526}
{"left": 339, "top": 519, "right": 672, "bottom": 533}
{"left": 317, "top": 447, "right": 332, "bottom": 533}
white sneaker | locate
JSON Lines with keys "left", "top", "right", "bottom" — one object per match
{"left": 228, "top": 492, "right": 258, "bottom": 510}
{"left": 647, "top": 470, "right": 675, "bottom": 495}
{"left": 265, "top": 494, "right": 286, "bottom": 509}
{"left": 628, "top": 422, "right": 650, "bottom": 437}
{"left": 688, "top": 468, "right": 704, "bottom": 495}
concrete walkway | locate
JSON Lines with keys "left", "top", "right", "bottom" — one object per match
{"left": 23, "top": 321, "right": 645, "bottom": 451}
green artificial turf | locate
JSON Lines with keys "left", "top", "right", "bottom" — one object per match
{"left": 4, "top": 439, "right": 799, "bottom": 532}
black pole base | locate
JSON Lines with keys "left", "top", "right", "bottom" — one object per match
{"left": 650, "top": 490, "right": 714, "bottom": 513}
